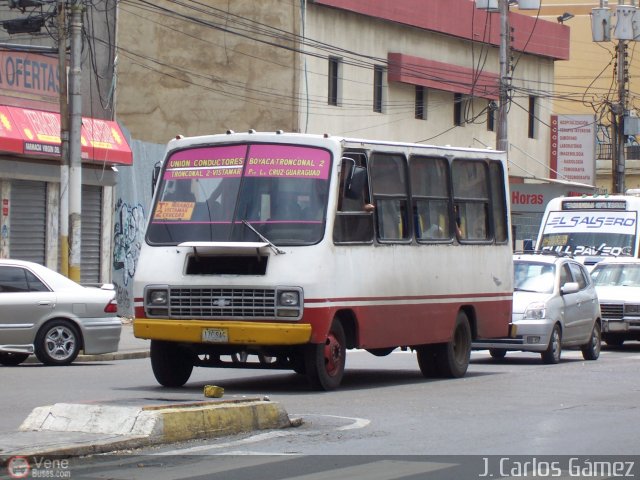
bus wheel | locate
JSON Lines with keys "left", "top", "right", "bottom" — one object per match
{"left": 305, "top": 320, "right": 346, "bottom": 391}
{"left": 489, "top": 348, "right": 507, "bottom": 359}
{"left": 416, "top": 345, "right": 439, "bottom": 378}
{"left": 435, "top": 312, "right": 471, "bottom": 378}
{"left": 151, "top": 340, "right": 194, "bottom": 387}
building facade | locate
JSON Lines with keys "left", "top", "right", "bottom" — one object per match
{"left": 0, "top": 1, "right": 571, "bottom": 302}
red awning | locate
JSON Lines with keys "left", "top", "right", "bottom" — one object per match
{"left": 0, "top": 105, "right": 132, "bottom": 165}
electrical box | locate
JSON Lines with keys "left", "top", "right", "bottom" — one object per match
{"left": 614, "top": 5, "right": 637, "bottom": 40}
{"left": 624, "top": 115, "right": 640, "bottom": 136}
{"left": 591, "top": 8, "right": 612, "bottom": 42}
{"left": 517, "top": 0, "right": 541, "bottom": 10}
{"left": 475, "top": 0, "right": 498, "bottom": 11}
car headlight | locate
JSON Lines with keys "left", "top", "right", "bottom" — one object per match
{"left": 148, "top": 289, "right": 168, "bottom": 306}
{"left": 624, "top": 304, "right": 640, "bottom": 315}
{"left": 278, "top": 291, "right": 299, "bottom": 307}
{"left": 523, "top": 301, "right": 546, "bottom": 320}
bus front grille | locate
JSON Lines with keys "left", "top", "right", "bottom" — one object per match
{"left": 169, "top": 287, "right": 277, "bottom": 319}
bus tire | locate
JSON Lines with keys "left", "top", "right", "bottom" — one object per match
{"left": 305, "top": 319, "right": 346, "bottom": 391}
{"left": 434, "top": 312, "right": 471, "bottom": 378}
{"left": 489, "top": 348, "right": 507, "bottom": 359}
{"left": 416, "top": 345, "right": 439, "bottom": 378}
{"left": 151, "top": 340, "right": 194, "bottom": 387}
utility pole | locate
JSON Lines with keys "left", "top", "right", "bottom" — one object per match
{"left": 68, "top": 0, "right": 83, "bottom": 282}
{"left": 497, "top": 0, "right": 510, "bottom": 153}
{"left": 58, "top": 0, "right": 69, "bottom": 277}
{"left": 614, "top": 39, "right": 628, "bottom": 194}
{"left": 592, "top": 0, "right": 638, "bottom": 194}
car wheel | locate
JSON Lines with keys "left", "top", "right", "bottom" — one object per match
{"left": 34, "top": 319, "right": 81, "bottom": 366}
{"left": 541, "top": 324, "right": 562, "bottom": 364}
{"left": 0, "top": 352, "right": 30, "bottom": 366}
{"left": 150, "top": 340, "right": 194, "bottom": 387}
{"left": 305, "top": 319, "right": 346, "bottom": 391}
{"left": 603, "top": 333, "right": 625, "bottom": 347}
{"left": 489, "top": 348, "right": 507, "bottom": 359}
{"left": 581, "top": 322, "right": 601, "bottom": 361}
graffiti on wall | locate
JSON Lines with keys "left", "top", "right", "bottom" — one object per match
{"left": 113, "top": 198, "right": 145, "bottom": 316}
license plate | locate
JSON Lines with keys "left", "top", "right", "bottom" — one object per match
{"left": 202, "top": 328, "right": 229, "bottom": 343}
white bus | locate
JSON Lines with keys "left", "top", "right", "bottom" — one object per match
{"left": 133, "top": 131, "right": 513, "bottom": 390}
{"left": 535, "top": 194, "right": 640, "bottom": 268}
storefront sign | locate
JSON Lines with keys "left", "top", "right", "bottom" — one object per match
{"left": 549, "top": 114, "right": 596, "bottom": 186}
{"left": 0, "top": 105, "right": 132, "bottom": 165}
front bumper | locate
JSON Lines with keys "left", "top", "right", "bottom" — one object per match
{"left": 134, "top": 318, "right": 312, "bottom": 346}
{"left": 602, "top": 318, "right": 640, "bottom": 333}
{"left": 472, "top": 319, "right": 553, "bottom": 352}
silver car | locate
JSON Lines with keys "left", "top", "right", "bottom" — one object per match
{"left": 0, "top": 259, "right": 121, "bottom": 366}
{"left": 472, "top": 254, "right": 602, "bottom": 363}
{"left": 591, "top": 257, "right": 640, "bottom": 346}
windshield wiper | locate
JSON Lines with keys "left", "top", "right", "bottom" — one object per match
{"left": 242, "top": 220, "right": 285, "bottom": 255}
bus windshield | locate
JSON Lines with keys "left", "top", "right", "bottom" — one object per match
{"left": 147, "top": 143, "right": 331, "bottom": 245}
{"left": 539, "top": 210, "right": 636, "bottom": 256}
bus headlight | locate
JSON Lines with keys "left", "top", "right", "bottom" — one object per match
{"left": 148, "top": 289, "right": 168, "bottom": 305}
{"left": 279, "top": 291, "right": 299, "bottom": 306}
{"left": 145, "top": 287, "right": 169, "bottom": 316}
{"left": 277, "top": 289, "right": 302, "bottom": 318}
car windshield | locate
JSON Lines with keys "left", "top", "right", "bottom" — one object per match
{"left": 591, "top": 263, "right": 640, "bottom": 287}
{"left": 514, "top": 261, "right": 555, "bottom": 294}
{"left": 147, "top": 143, "right": 332, "bottom": 246}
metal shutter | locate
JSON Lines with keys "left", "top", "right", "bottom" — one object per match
{"left": 10, "top": 180, "right": 46, "bottom": 264}
{"left": 81, "top": 185, "right": 103, "bottom": 285}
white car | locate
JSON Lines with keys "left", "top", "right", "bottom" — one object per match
{"left": 473, "top": 253, "right": 602, "bottom": 363}
{"left": 0, "top": 259, "right": 121, "bottom": 366}
{"left": 591, "top": 257, "right": 640, "bottom": 346}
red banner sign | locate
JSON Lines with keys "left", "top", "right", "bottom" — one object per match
{"left": 0, "top": 105, "right": 132, "bottom": 165}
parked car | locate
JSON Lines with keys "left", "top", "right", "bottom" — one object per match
{"left": 472, "top": 253, "right": 601, "bottom": 363}
{"left": 0, "top": 259, "right": 121, "bottom": 366}
{"left": 591, "top": 257, "right": 640, "bottom": 346}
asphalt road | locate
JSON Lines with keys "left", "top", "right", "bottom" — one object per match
{"left": 3, "top": 343, "right": 640, "bottom": 457}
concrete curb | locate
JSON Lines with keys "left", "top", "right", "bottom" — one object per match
{"left": 23, "top": 350, "right": 150, "bottom": 364}
{"left": 1, "top": 398, "right": 294, "bottom": 462}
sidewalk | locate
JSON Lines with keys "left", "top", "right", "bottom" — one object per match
{"left": 1, "top": 321, "right": 297, "bottom": 464}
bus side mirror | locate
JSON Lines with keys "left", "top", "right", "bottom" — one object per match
{"left": 151, "top": 161, "right": 161, "bottom": 194}
{"left": 346, "top": 166, "right": 367, "bottom": 199}
{"left": 523, "top": 239, "right": 534, "bottom": 252}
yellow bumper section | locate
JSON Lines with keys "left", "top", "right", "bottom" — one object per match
{"left": 134, "top": 318, "right": 312, "bottom": 345}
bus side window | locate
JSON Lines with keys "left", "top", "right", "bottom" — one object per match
{"left": 410, "top": 156, "right": 451, "bottom": 241}
{"left": 370, "top": 153, "right": 410, "bottom": 242}
{"left": 452, "top": 160, "right": 490, "bottom": 242}
{"left": 333, "top": 154, "right": 374, "bottom": 244}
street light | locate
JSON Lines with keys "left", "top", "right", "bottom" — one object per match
{"left": 557, "top": 12, "right": 575, "bottom": 24}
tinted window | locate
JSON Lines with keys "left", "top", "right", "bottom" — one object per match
{"left": 26, "top": 270, "right": 49, "bottom": 292}
{"left": 0, "top": 266, "right": 29, "bottom": 292}
{"left": 568, "top": 262, "right": 588, "bottom": 289}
